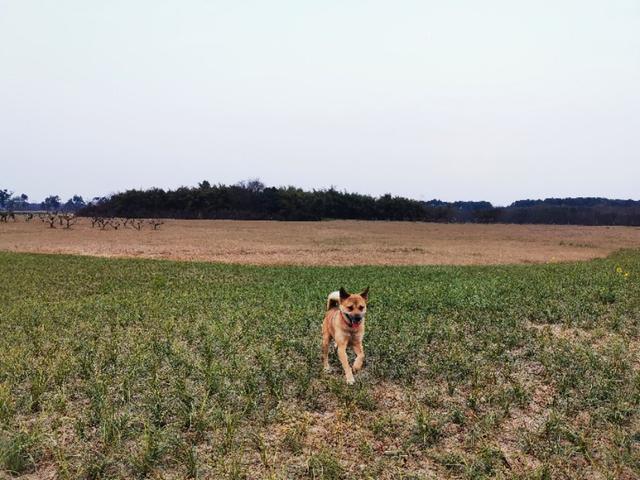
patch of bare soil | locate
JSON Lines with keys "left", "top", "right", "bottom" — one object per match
{"left": 1, "top": 218, "right": 639, "bottom": 265}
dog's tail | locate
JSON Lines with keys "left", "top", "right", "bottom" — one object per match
{"left": 326, "top": 291, "right": 340, "bottom": 310}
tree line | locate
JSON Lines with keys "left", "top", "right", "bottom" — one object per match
{"left": 0, "top": 189, "right": 87, "bottom": 212}
{"left": 78, "top": 180, "right": 434, "bottom": 221}
{"left": 72, "top": 180, "right": 640, "bottom": 226}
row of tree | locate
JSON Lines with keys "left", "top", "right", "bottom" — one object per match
{"left": 79, "top": 180, "right": 434, "bottom": 221}
{"left": 4, "top": 183, "right": 640, "bottom": 225}
{"left": 0, "top": 189, "right": 87, "bottom": 212}
{"left": 75, "top": 181, "right": 640, "bottom": 226}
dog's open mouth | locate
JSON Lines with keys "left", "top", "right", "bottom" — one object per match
{"left": 342, "top": 311, "right": 363, "bottom": 327}
{"left": 350, "top": 317, "right": 363, "bottom": 326}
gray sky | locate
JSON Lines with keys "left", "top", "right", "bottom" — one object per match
{"left": 1, "top": 1, "right": 639, "bottom": 206}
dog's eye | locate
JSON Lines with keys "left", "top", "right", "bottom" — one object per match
{"left": 358, "top": 305, "right": 364, "bottom": 311}
{"left": 348, "top": 306, "right": 354, "bottom": 311}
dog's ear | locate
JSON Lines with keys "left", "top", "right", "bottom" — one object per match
{"left": 360, "top": 287, "right": 369, "bottom": 301}
{"left": 339, "top": 287, "right": 350, "bottom": 300}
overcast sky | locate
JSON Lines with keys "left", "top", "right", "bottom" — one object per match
{"left": 1, "top": 1, "right": 639, "bottom": 206}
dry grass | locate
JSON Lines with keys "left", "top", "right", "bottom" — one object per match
{"left": 1, "top": 218, "right": 640, "bottom": 265}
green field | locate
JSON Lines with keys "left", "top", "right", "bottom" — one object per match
{"left": 1, "top": 251, "right": 639, "bottom": 479}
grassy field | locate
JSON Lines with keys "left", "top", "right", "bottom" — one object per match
{"left": 1, "top": 251, "right": 639, "bottom": 479}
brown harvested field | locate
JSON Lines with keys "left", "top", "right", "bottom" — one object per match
{"left": 1, "top": 218, "right": 640, "bottom": 265}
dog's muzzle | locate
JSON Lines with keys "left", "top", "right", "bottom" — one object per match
{"left": 344, "top": 312, "right": 364, "bottom": 327}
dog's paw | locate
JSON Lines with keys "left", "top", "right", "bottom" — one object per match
{"left": 352, "top": 365, "right": 362, "bottom": 373}
{"left": 346, "top": 376, "right": 355, "bottom": 385}
{"left": 323, "top": 366, "right": 332, "bottom": 374}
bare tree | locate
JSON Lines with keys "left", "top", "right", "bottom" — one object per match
{"left": 46, "top": 214, "right": 57, "bottom": 229}
{"left": 60, "top": 214, "right": 77, "bottom": 229}
{"left": 108, "top": 219, "right": 121, "bottom": 230}
{"left": 98, "top": 218, "right": 110, "bottom": 230}
{"left": 0, "top": 212, "right": 16, "bottom": 222}
{"left": 148, "top": 219, "right": 164, "bottom": 230}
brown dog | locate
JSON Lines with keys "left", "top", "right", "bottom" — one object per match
{"left": 322, "top": 287, "right": 369, "bottom": 384}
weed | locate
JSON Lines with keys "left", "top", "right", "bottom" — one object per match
{"left": 0, "top": 430, "right": 38, "bottom": 475}
{"left": 307, "top": 451, "right": 344, "bottom": 480}
{"left": 413, "top": 408, "right": 442, "bottom": 447}
{"left": 282, "top": 423, "right": 307, "bottom": 454}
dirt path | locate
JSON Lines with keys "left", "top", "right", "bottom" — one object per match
{"left": 1, "top": 218, "right": 639, "bottom": 265}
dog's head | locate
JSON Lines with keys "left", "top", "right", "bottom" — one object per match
{"left": 339, "top": 287, "right": 369, "bottom": 326}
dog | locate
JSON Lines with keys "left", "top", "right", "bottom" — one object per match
{"left": 322, "top": 287, "right": 369, "bottom": 384}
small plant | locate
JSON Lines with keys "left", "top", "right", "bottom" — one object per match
{"left": 28, "top": 369, "right": 49, "bottom": 413}
{"left": 82, "top": 451, "right": 112, "bottom": 480}
{"left": 0, "top": 430, "right": 38, "bottom": 475}
{"left": 435, "top": 451, "right": 466, "bottom": 474}
{"left": 449, "top": 406, "right": 466, "bottom": 426}
{"left": 371, "top": 414, "right": 400, "bottom": 440}
{"left": 282, "top": 424, "right": 307, "bottom": 454}
{"left": 413, "top": 409, "right": 442, "bottom": 447}
{"left": 466, "top": 445, "right": 509, "bottom": 478}
{"left": 182, "top": 442, "right": 199, "bottom": 479}
{"left": 251, "top": 432, "right": 271, "bottom": 469}
{"left": 131, "top": 426, "right": 165, "bottom": 478}
{"left": 307, "top": 451, "right": 344, "bottom": 480}
{"left": 0, "top": 383, "right": 12, "bottom": 422}
{"left": 598, "top": 286, "right": 616, "bottom": 304}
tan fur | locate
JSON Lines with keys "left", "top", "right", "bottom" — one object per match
{"left": 322, "top": 287, "right": 369, "bottom": 384}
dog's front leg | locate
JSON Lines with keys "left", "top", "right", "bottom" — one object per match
{"left": 322, "top": 331, "right": 331, "bottom": 372}
{"left": 352, "top": 341, "right": 365, "bottom": 373}
{"left": 336, "top": 340, "right": 355, "bottom": 384}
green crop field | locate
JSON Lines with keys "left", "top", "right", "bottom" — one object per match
{"left": 1, "top": 251, "right": 639, "bottom": 479}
